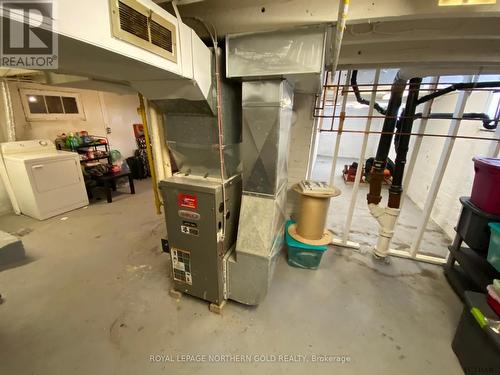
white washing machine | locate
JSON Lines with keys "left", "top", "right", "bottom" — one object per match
{"left": 0, "top": 139, "right": 89, "bottom": 220}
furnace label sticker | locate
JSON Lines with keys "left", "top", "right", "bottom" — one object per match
{"left": 178, "top": 193, "right": 198, "bottom": 209}
{"left": 171, "top": 248, "right": 192, "bottom": 285}
{"left": 178, "top": 210, "right": 200, "bottom": 221}
{"left": 181, "top": 221, "right": 199, "bottom": 236}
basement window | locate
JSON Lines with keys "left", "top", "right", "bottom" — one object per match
{"left": 488, "top": 91, "right": 500, "bottom": 119}
{"left": 20, "top": 89, "right": 85, "bottom": 121}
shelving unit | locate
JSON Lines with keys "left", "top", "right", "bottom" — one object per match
{"left": 444, "top": 197, "right": 500, "bottom": 300}
{"left": 76, "top": 143, "right": 111, "bottom": 166}
{"left": 57, "top": 136, "right": 111, "bottom": 166}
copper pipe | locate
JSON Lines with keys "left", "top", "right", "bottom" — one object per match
{"left": 330, "top": 71, "right": 351, "bottom": 132}
{"left": 318, "top": 128, "right": 500, "bottom": 142}
{"left": 314, "top": 114, "right": 495, "bottom": 121}
{"left": 315, "top": 71, "right": 330, "bottom": 111}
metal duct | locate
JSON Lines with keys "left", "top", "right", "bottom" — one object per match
{"left": 241, "top": 80, "right": 293, "bottom": 196}
{"left": 229, "top": 80, "right": 293, "bottom": 305}
{"left": 226, "top": 25, "right": 326, "bottom": 93}
{"left": 152, "top": 57, "right": 242, "bottom": 179}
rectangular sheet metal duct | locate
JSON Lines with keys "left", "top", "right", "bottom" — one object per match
{"left": 153, "top": 62, "right": 242, "bottom": 179}
{"left": 229, "top": 80, "right": 293, "bottom": 305}
{"left": 241, "top": 80, "right": 293, "bottom": 196}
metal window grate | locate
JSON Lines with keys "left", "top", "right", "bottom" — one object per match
{"left": 118, "top": 1, "right": 149, "bottom": 42}
{"left": 150, "top": 20, "right": 173, "bottom": 53}
{"left": 111, "top": 0, "right": 176, "bottom": 62}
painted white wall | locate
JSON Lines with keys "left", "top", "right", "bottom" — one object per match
{"left": 11, "top": 82, "right": 108, "bottom": 141}
{"left": 8, "top": 81, "right": 140, "bottom": 157}
{"left": 317, "top": 110, "right": 384, "bottom": 160}
{"left": 0, "top": 81, "right": 141, "bottom": 216}
{"left": 406, "top": 90, "right": 497, "bottom": 239}
{"left": 316, "top": 69, "right": 395, "bottom": 161}
{"left": 98, "top": 92, "right": 141, "bottom": 160}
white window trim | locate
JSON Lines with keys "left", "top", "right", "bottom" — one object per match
{"left": 19, "top": 88, "right": 86, "bottom": 121}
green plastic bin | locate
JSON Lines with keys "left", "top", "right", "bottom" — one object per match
{"left": 285, "top": 220, "right": 328, "bottom": 269}
{"left": 487, "top": 222, "right": 500, "bottom": 272}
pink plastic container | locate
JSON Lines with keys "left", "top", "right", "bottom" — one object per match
{"left": 470, "top": 157, "right": 500, "bottom": 214}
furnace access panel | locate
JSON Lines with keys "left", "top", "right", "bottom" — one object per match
{"left": 159, "top": 174, "right": 241, "bottom": 304}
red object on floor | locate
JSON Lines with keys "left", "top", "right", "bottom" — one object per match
{"left": 487, "top": 293, "right": 500, "bottom": 317}
{"left": 343, "top": 164, "right": 357, "bottom": 183}
{"left": 471, "top": 157, "right": 500, "bottom": 214}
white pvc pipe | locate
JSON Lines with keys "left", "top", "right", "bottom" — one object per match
{"left": 306, "top": 72, "right": 330, "bottom": 179}
{"left": 400, "top": 76, "right": 439, "bottom": 207}
{"left": 341, "top": 69, "right": 380, "bottom": 243}
{"left": 369, "top": 204, "right": 400, "bottom": 258}
{"left": 329, "top": 70, "right": 351, "bottom": 186}
{"left": 409, "top": 75, "right": 476, "bottom": 258}
{"left": 389, "top": 249, "right": 446, "bottom": 265}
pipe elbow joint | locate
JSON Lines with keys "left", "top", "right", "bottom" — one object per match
{"left": 368, "top": 203, "right": 385, "bottom": 219}
{"left": 369, "top": 204, "right": 400, "bottom": 235}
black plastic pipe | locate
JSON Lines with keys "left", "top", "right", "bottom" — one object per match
{"left": 351, "top": 70, "right": 387, "bottom": 115}
{"left": 350, "top": 70, "right": 499, "bottom": 130}
{"left": 415, "top": 112, "right": 497, "bottom": 130}
{"left": 367, "top": 74, "right": 407, "bottom": 205}
{"left": 417, "top": 81, "right": 500, "bottom": 105}
{"left": 388, "top": 78, "right": 422, "bottom": 209}
{"left": 374, "top": 76, "right": 407, "bottom": 170}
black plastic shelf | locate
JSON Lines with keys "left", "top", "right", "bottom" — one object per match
{"left": 75, "top": 143, "right": 108, "bottom": 150}
{"left": 80, "top": 155, "right": 109, "bottom": 163}
{"left": 444, "top": 264, "right": 481, "bottom": 300}
{"left": 446, "top": 245, "right": 500, "bottom": 299}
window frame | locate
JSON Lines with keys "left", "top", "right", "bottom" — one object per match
{"left": 19, "top": 88, "right": 86, "bottom": 121}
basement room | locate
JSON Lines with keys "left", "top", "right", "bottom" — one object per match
{"left": 0, "top": 1, "right": 499, "bottom": 374}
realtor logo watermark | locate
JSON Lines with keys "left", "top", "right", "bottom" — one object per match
{"left": 0, "top": 0, "right": 57, "bottom": 69}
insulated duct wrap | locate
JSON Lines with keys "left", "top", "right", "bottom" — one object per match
{"left": 226, "top": 26, "right": 325, "bottom": 77}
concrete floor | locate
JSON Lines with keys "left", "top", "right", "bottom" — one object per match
{"left": 0, "top": 179, "right": 463, "bottom": 374}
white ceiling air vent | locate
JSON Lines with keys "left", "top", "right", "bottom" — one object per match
{"left": 109, "top": 0, "right": 176, "bottom": 62}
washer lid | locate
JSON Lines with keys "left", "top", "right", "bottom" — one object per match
{"left": 0, "top": 139, "right": 55, "bottom": 156}
{"left": 3, "top": 150, "right": 76, "bottom": 162}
